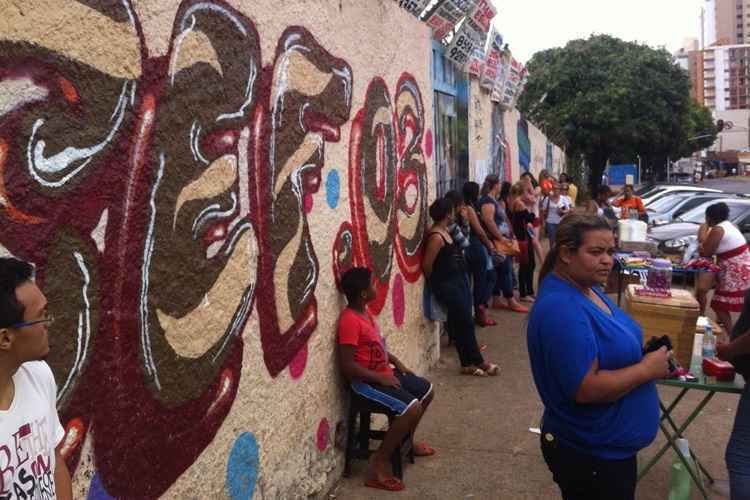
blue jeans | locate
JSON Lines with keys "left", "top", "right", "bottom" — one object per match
{"left": 429, "top": 275, "right": 484, "bottom": 367}
{"left": 547, "top": 223, "right": 559, "bottom": 246}
{"left": 493, "top": 255, "right": 515, "bottom": 299}
{"left": 466, "top": 237, "right": 492, "bottom": 311}
{"left": 727, "top": 384, "right": 750, "bottom": 499}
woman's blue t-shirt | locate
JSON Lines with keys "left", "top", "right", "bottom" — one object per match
{"left": 527, "top": 274, "right": 659, "bottom": 459}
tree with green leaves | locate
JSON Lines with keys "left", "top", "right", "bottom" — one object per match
{"left": 518, "top": 35, "right": 717, "bottom": 192}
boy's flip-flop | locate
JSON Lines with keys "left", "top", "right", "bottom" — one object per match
{"left": 365, "top": 477, "right": 405, "bottom": 492}
{"left": 413, "top": 442, "right": 436, "bottom": 457}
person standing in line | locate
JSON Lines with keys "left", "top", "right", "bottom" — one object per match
{"left": 510, "top": 182, "right": 538, "bottom": 302}
{"left": 521, "top": 172, "right": 546, "bottom": 264}
{"left": 460, "top": 183, "right": 500, "bottom": 327}
{"left": 542, "top": 183, "right": 573, "bottom": 247}
{"left": 528, "top": 215, "right": 669, "bottom": 500}
{"left": 479, "top": 175, "right": 527, "bottom": 314}
{"left": 0, "top": 257, "right": 73, "bottom": 500}
{"left": 699, "top": 202, "right": 750, "bottom": 334}
{"left": 422, "top": 198, "right": 500, "bottom": 376}
{"left": 558, "top": 173, "right": 578, "bottom": 204}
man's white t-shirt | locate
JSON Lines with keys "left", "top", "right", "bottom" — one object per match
{"left": 0, "top": 361, "right": 65, "bottom": 499}
{"left": 544, "top": 195, "right": 573, "bottom": 224}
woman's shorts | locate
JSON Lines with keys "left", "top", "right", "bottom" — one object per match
{"left": 350, "top": 370, "right": 432, "bottom": 416}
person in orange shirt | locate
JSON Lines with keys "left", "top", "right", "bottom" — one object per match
{"left": 612, "top": 184, "right": 646, "bottom": 220}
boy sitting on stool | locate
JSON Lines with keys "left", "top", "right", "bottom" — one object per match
{"left": 338, "top": 267, "right": 435, "bottom": 492}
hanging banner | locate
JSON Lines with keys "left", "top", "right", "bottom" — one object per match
{"left": 488, "top": 25, "right": 504, "bottom": 51}
{"left": 468, "top": 0, "right": 496, "bottom": 34}
{"left": 426, "top": 0, "right": 477, "bottom": 40}
{"left": 480, "top": 47, "right": 501, "bottom": 90}
{"left": 466, "top": 47, "right": 486, "bottom": 77}
{"left": 491, "top": 52, "right": 510, "bottom": 102}
{"left": 394, "top": 0, "right": 431, "bottom": 17}
{"left": 446, "top": 29, "right": 477, "bottom": 67}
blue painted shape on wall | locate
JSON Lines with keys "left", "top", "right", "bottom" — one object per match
{"left": 326, "top": 169, "right": 340, "bottom": 209}
{"left": 226, "top": 432, "right": 260, "bottom": 500}
{"left": 87, "top": 473, "right": 114, "bottom": 500}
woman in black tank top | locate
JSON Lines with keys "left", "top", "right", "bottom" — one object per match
{"left": 422, "top": 198, "right": 499, "bottom": 377}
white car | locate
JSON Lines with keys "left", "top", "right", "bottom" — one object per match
{"left": 641, "top": 185, "right": 723, "bottom": 207}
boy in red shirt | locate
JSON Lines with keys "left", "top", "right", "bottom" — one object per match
{"left": 338, "top": 267, "right": 435, "bottom": 492}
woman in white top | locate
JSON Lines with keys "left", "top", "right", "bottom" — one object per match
{"left": 542, "top": 183, "right": 573, "bottom": 246}
{"left": 699, "top": 202, "right": 750, "bottom": 333}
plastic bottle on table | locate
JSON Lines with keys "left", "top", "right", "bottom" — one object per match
{"left": 702, "top": 324, "right": 716, "bottom": 359}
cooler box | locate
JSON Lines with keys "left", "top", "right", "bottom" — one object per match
{"left": 624, "top": 285, "right": 700, "bottom": 369}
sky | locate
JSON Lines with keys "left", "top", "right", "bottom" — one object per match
{"left": 493, "top": 0, "right": 706, "bottom": 64}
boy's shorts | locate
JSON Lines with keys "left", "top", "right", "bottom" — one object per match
{"left": 351, "top": 370, "right": 432, "bottom": 417}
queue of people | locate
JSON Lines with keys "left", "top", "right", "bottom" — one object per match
{"left": 333, "top": 168, "right": 750, "bottom": 497}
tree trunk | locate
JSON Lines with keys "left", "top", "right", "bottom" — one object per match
{"left": 587, "top": 152, "right": 608, "bottom": 197}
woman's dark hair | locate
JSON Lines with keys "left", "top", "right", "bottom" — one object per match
{"left": 429, "top": 197, "right": 454, "bottom": 223}
{"left": 481, "top": 174, "right": 500, "bottom": 196}
{"left": 558, "top": 173, "right": 569, "bottom": 183}
{"left": 499, "top": 181, "right": 512, "bottom": 203}
{"left": 706, "top": 202, "right": 730, "bottom": 225}
{"left": 463, "top": 182, "right": 480, "bottom": 205}
{"left": 538, "top": 214, "right": 613, "bottom": 284}
{"left": 444, "top": 190, "right": 464, "bottom": 208}
{"left": 0, "top": 257, "right": 34, "bottom": 328}
{"left": 521, "top": 171, "right": 539, "bottom": 188}
{"left": 597, "top": 185, "right": 613, "bottom": 199}
{"left": 340, "top": 267, "right": 371, "bottom": 304}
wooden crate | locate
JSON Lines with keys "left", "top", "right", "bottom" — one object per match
{"left": 624, "top": 285, "right": 700, "bottom": 369}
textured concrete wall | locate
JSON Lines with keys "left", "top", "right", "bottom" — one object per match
{"left": 468, "top": 81, "right": 564, "bottom": 184}
{"left": 0, "top": 0, "right": 437, "bottom": 498}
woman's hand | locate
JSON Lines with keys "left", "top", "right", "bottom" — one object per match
{"left": 717, "top": 341, "right": 735, "bottom": 361}
{"left": 640, "top": 346, "right": 671, "bottom": 380}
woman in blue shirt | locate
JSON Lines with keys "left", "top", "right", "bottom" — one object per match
{"left": 527, "top": 214, "right": 670, "bottom": 500}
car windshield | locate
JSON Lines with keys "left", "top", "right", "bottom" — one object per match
{"left": 647, "top": 194, "right": 690, "bottom": 213}
{"left": 636, "top": 184, "right": 659, "bottom": 197}
{"left": 677, "top": 202, "right": 749, "bottom": 223}
{"left": 673, "top": 196, "right": 725, "bottom": 218}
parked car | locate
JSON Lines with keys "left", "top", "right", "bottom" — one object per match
{"left": 611, "top": 184, "right": 723, "bottom": 208}
{"left": 647, "top": 198, "right": 750, "bottom": 262}
{"left": 648, "top": 193, "right": 742, "bottom": 226}
{"left": 641, "top": 185, "right": 723, "bottom": 207}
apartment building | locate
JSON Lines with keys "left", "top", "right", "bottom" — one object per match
{"left": 702, "top": 43, "right": 750, "bottom": 111}
{"left": 704, "top": 0, "right": 750, "bottom": 46}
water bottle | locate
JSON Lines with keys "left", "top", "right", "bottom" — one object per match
{"left": 667, "top": 438, "right": 693, "bottom": 500}
{"left": 702, "top": 324, "right": 716, "bottom": 359}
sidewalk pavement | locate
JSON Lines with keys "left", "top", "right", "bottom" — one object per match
{"left": 332, "top": 304, "right": 737, "bottom": 499}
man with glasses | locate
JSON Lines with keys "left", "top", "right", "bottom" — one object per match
{"left": 0, "top": 257, "right": 72, "bottom": 499}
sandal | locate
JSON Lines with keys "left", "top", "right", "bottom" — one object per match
{"left": 508, "top": 304, "right": 529, "bottom": 314}
{"left": 413, "top": 442, "right": 436, "bottom": 457}
{"left": 461, "top": 366, "right": 488, "bottom": 377}
{"left": 481, "top": 363, "right": 500, "bottom": 376}
{"left": 365, "top": 477, "right": 405, "bottom": 492}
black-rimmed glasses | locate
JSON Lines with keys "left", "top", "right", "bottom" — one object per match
{"left": 9, "top": 314, "right": 55, "bottom": 329}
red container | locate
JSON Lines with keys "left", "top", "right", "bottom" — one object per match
{"left": 702, "top": 357, "right": 736, "bottom": 381}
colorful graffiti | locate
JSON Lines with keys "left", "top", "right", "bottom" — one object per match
{"left": 0, "top": 0, "right": 362, "bottom": 496}
{"left": 0, "top": 0, "right": 431, "bottom": 497}
{"left": 332, "top": 73, "right": 429, "bottom": 316}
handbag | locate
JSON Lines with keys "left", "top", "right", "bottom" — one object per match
{"left": 493, "top": 237, "right": 520, "bottom": 257}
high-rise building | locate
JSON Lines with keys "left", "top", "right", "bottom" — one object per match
{"left": 703, "top": 0, "right": 750, "bottom": 46}
{"left": 701, "top": 44, "right": 750, "bottom": 110}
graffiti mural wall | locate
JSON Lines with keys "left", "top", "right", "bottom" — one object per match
{"left": 0, "top": 0, "right": 436, "bottom": 498}
{"left": 467, "top": 81, "right": 564, "bottom": 185}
